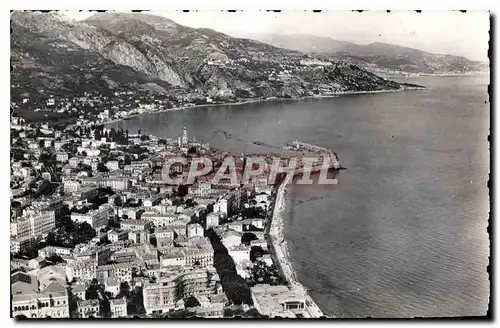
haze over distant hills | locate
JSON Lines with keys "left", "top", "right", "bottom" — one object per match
{"left": 240, "top": 33, "right": 488, "bottom": 75}
{"left": 11, "top": 11, "right": 419, "bottom": 105}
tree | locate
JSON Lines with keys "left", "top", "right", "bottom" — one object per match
{"left": 117, "top": 281, "right": 131, "bottom": 298}
{"left": 127, "top": 287, "right": 146, "bottom": 316}
{"left": 108, "top": 217, "right": 121, "bottom": 229}
{"left": 85, "top": 279, "right": 102, "bottom": 300}
{"left": 46, "top": 254, "right": 65, "bottom": 264}
{"left": 72, "top": 222, "right": 97, "bottom": 245}
{"left": 241, "top": 232, "right": 258, "bottom": 246}
{"left": 165, "top": 309, "right": 196, "bottom": 318}
{"left": 113, "top": 196, "right": 123, "bottom": 207}
{"left": 97, "top": 162, "right": 109, "bottom": 173}
{"left": 185, "top": 198, "right": 197, "bottom": 208}
{"left": 246, "top": 261, "right": 285, "bottom": 287}
{"left": 184, "top": 295, "right": 200, "bottom": 308}
{"left": 174, "top": 279, "right": 185, "bottom": 301}
{"left": 206, "top": 229, "right": 252, "bottom": 305}
{"left": 250, "top": 246, "right": 266, "bottom": 262}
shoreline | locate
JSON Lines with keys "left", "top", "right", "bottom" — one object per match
{"left": 101, "top": 86, "right": 427, "bottom": 128}
{"left": 267, "top": 181, "right": 326, "bottom": 318}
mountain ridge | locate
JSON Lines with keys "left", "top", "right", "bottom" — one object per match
{"left": 11, "top": 11, "right": 422, "bottom": 111}
{"left": 241, "top": 32, "right": 487, "bottom": 75}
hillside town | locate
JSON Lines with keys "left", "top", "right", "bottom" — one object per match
{"left": 10, "top": 110, "right": 328, "bottom": 319}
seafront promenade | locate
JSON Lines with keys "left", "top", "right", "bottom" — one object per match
{"left": 268, "top": 181, "right": 326, "bottom": 318}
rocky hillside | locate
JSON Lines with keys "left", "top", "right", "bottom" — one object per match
{"left": 11, "top": 12, "right": 420, "bottom": 103}
{"left": 247, "top": 33, "right": 488, "bottom": 75}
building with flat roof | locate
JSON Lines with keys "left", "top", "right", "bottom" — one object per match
{"left": 109, "top": 298, "right": 128, "bottom": 318}
{"left": 10, "top": 210, "right": 55, "bottom": 240}
{"left": 121, "top": 219, "right": 149, "bottom": 232}
{"left": 77, "top": 299, "right": 100, "bottom": 318}
{"left": 71, "top": 205, "right": 111, "bottom": 229}
{"left": 142, "top": 266, "right": 220, "bottom": 315}
{"left": 250, "top": 284, "right": 308, "bottom": 318}
{"left": 160, "top": 237, "right": 214, "bottom": 267}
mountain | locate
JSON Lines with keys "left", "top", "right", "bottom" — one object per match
{"left": 11, "top": 12, "right": 420, "bottom": 107}
{"left": 244, "top": 33, "right": 487, "bottom": 75}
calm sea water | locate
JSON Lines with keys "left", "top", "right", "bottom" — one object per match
{"left": 109, "top": 75, "right": 490, "bottom": 317}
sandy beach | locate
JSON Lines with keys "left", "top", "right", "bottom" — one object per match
{"left": 268, "top": 181, "right": 327, "bottom": 318}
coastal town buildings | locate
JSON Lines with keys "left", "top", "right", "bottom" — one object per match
{"left": 11, "top": 271, "right": 70, "bottom": 319}
{"left": 109, "top": 298, "right": 128, "bottom": 318}
{"left": 77, "top": 299, "right": 100, "bottom": 318}
{"left": 10, "top": 114, "right": 329, "bottom": 319}
{"left": 10, "top": 210, "right": 55, "bottom": 240}
{"left": 142, "top": 266, "right": 220, "bottom": 315}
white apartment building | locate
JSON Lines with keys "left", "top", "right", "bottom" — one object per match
{"left": 77, "top": 299, "right": 100, "bottom": 318}
{"left": 63, "top": 180, "right": 80, "bottom": 194}
{"left": 106, "top": 160, "right": 120, "bottom": 171}
{"left": 109, "top": 298, "right": 128, "bottom": 318}
{"left": 154, "top": 226, "right": 175, "bottom": 239}
{"left": 187, "top": 223, "right": 204, "bottom": 238}
{"left": 74, "top": 244, "right": 111, "bottom": 265}
{"left": 68, "top": 157, "right": 82, "bottom": 168}
{"left": 54, "top": 141, "right": 64, "bottom": 151}
{"left": 214, "top": 199, "right": 227, "bottom": 216}
{"left": 96, "top": 263, "right": 133, "bottom": 283}
{"left": 120, "top": 219, "right": 148, "bottom": 232}
{"left": 72, "top": 284, "right": 86, "bottom": 301}
{"left": 28, "top": 141, "right": 39, "bottom": 150}
{"left": 38, "top": 246, "right": 72, "bottom": 258}
{"left": 228, "top": 245, "right": 251, "bottom": 265}
{"left": 10, "top": 235, "right": 34, "bottom": 254}
{"left": 98, "top": 177, "right": 130, "bottom": 191}
{"left": 56, "top": 152, "right": 69, "bottom": 162}
{"left": 107, "top": 229, "right": 128, "bottom": 243}
{"left": 142, "top": 266, "right": 220, "bottom": 315}
{"left": 70, "top": 259, "right": 97, "bottom": 283}
{"left": 71, "top": 205, "right": 111, "bottom": 229}
{"left": 205, "top": 212, "right": 220, "bottom": 229}
{"left": 188, "top": 182, "right": 212, "bottom": 196}
{"left": 160, "top": 238, "right": 214, "bottom": 268}
{"left": 128, "top": 230, "right": 148, "bottom": 244}
{"left": 86, "top": 148, "right": 101, "bottom": 157}
{"left": 10, "top": 210, "right": 55, "bottom": 239}
{"left": 104, "top": 278, "right": 120, "bottom": 297}
{"left": 141, "top": 211, "right": 179, "bottom": 227}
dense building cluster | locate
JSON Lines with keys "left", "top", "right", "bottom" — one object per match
{"left": 10, "top": 115, "right": 321, "bottom": 318}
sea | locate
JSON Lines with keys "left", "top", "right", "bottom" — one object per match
{"left": 109, "top": 74, "right": 490, "bottom": 318}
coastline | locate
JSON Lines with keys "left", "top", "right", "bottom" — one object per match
{"left": 100, "top": 86, "right": 427, "bottom": 128}
{"left": 267, "top": 181, "right": 326, "bottom": 318}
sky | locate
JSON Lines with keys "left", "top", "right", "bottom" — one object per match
{"left": 64, "top": 11, "right": 490, "bottom": 61}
